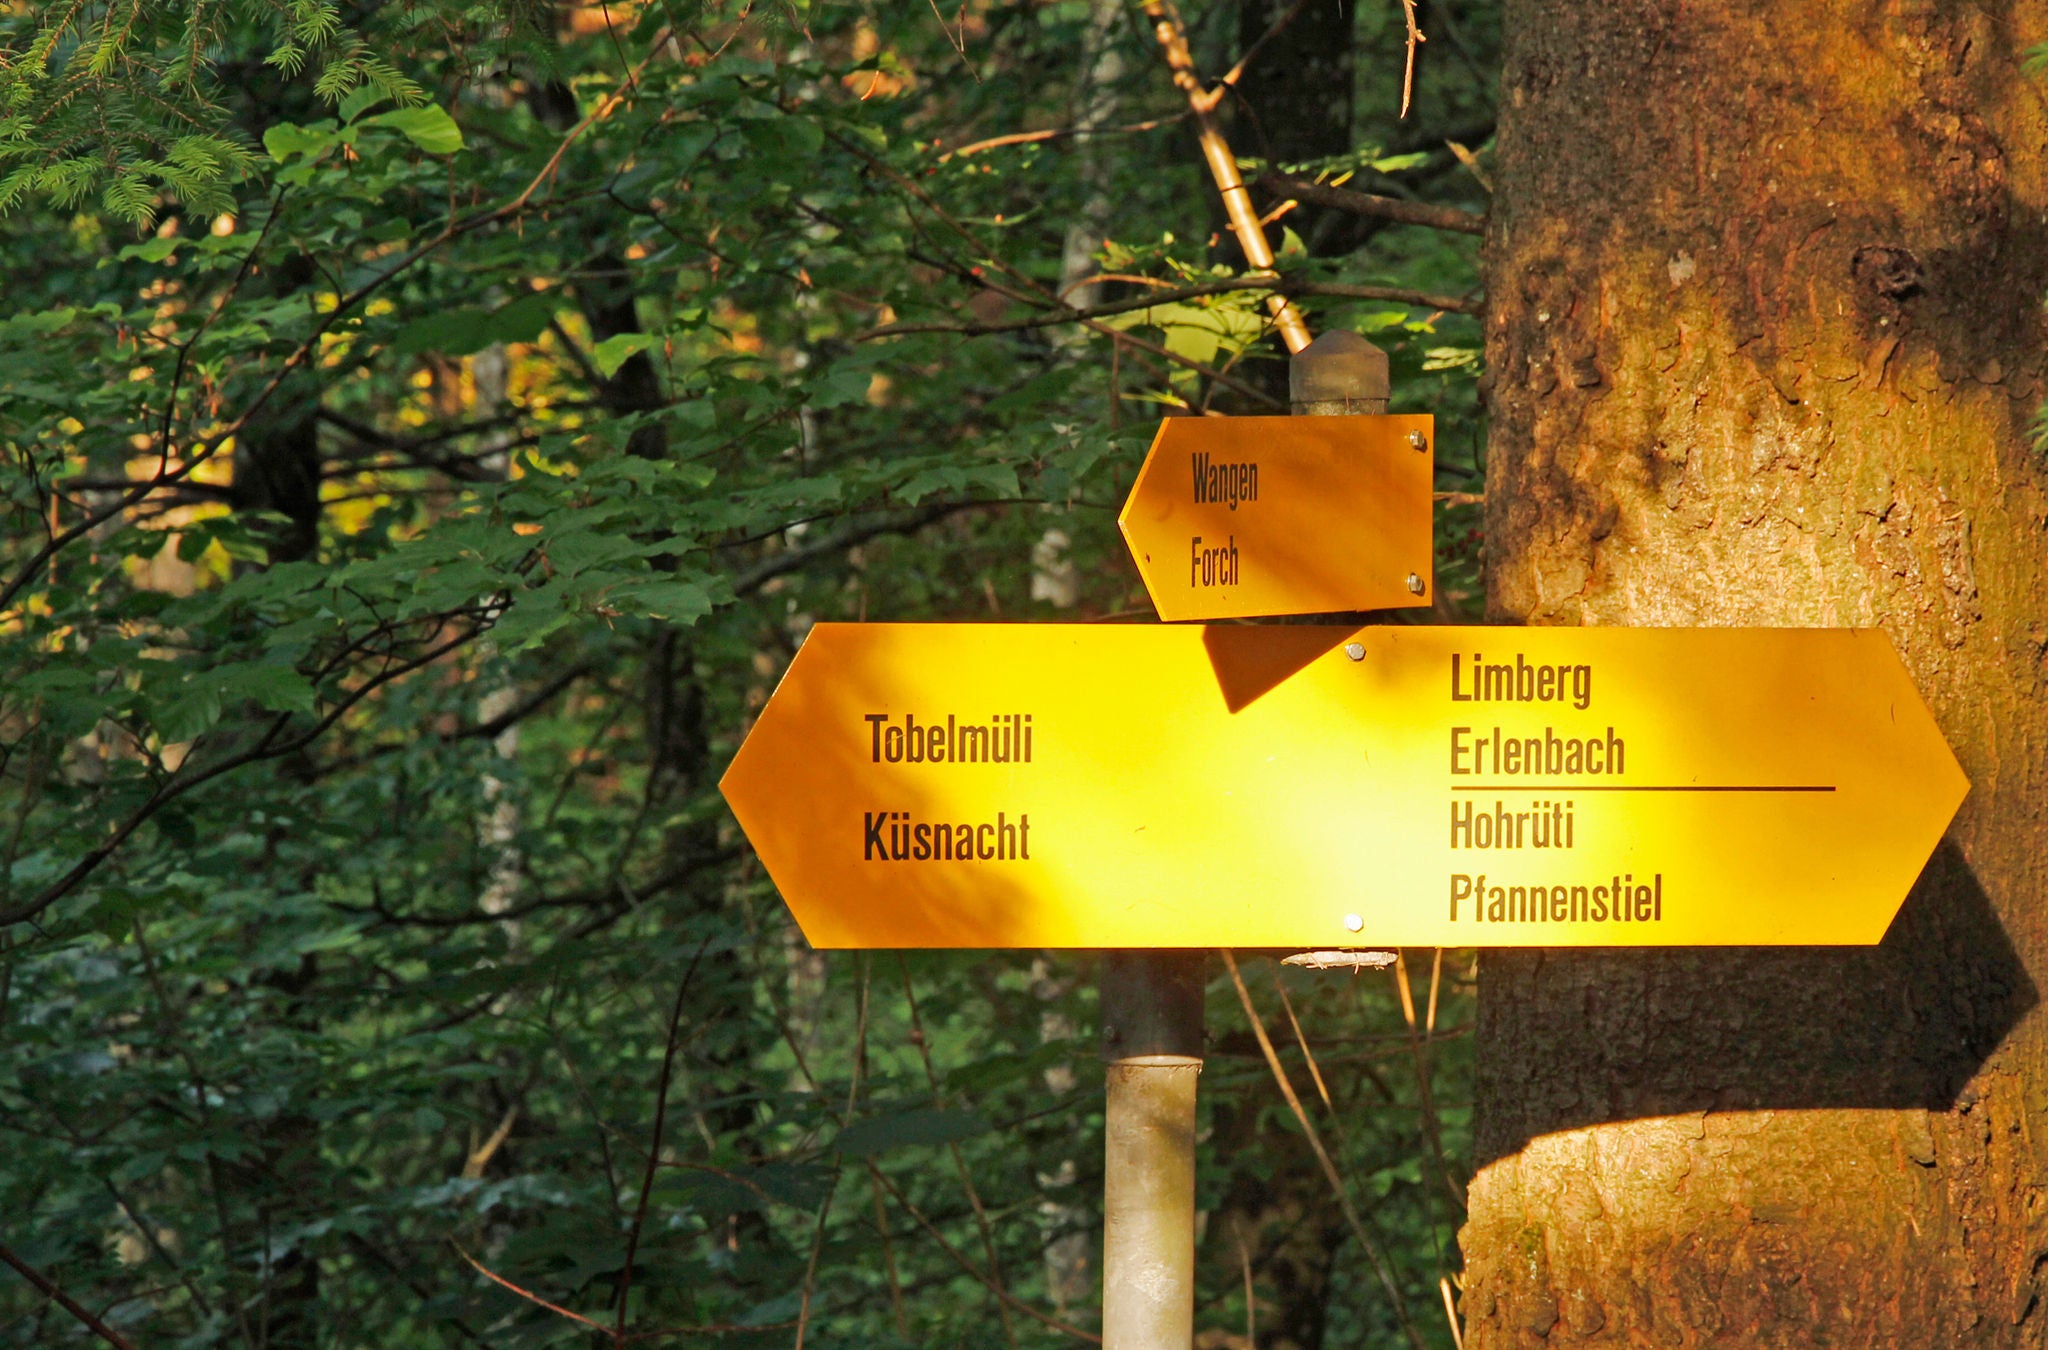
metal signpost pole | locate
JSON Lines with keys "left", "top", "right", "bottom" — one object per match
{"left": 1096, "top": 332, "right": 1392, "bottom": 1348}
{"left": 1099, "top": 951, "right": 1205, "bottom": 1349}
{"left": 1290, "top": 328, "right": 1390, "bottom": 418}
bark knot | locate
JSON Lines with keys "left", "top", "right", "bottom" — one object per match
{"left": 1853, "top": 245, "right": 1925, "bottom": 303}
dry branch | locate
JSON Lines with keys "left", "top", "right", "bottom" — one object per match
{"left": 1220, "top": 950, "right": 1430, "bottom": 1350}
{"left": 1257, "top": 172, "right": 1486, "bottom": 236}
{"left": 1140, "top": 0, "right": 1312, "bottom": 352}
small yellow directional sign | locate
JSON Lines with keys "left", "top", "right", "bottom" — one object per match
{"left": 1117, "top": 416, "right": 1435, "bottom": 621}
{"left": 720, "top": 624, "right": 1967, "bottom": 950}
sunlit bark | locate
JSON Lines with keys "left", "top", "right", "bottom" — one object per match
{"left": 1467, "top": 3, "right": 2048, "bottom": 1343}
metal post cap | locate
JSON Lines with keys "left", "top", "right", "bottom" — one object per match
{"left": 1288, "top": 329, "right": 1390, "bottom": 407}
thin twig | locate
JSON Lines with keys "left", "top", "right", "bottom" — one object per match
{"left": 730, "top": 501, "right": 994, "bottom": 596}
{"left": 871, "top": 1168, "right": 908, "bottom": 1337}
{"left": 1426, "top": 948, "right": 1444, "bottom": 1039}
{"left": 0, "top": 35, "right": 664, "bottom": 621}
{"left": 616, "top": 936, "right": 713, "bottom": 1334}
{"left": 1238, "top": 1232, "right": 1257, "bottom": 1346}
{"left": 0, "top": 1239, "right": 140, "bottom": 1350}
{"left": 823, "top": 125, "right": 1295, "bottom": 403}
{"left": 796, "top": 955, "right": 873, "bottom": 1347}
{"left": 940, "top": 113, "right": 1187, "bottom": 161}
{"left": 1393, "top": 951, "right": 1465, "bottom": 1210}
{"left": 1219, "top": 950, "right": 1429, "bottom": 1350}
{"left": 621, "top": 1317, "right": 799, "bottom": 1341}
{"left": 832, "top": 131, "right": 1289, "bottom": 402}
{"left": 1215, "top": 0, "right": 1318, "bottom": 91}
{"left": 1076, "top": 317, "right": 1288, "bottom": 408}
{"left": 1441, "top": 1274, "right": 1465, "bottom": 1350}
{"left": 1396, "top": 0, "right": 1426, "bottom": 117}
{"left": 1275, "top": 980, "right": 1334, "bottom": 1112}
{"left": 316, "top": 662, "right": 594, "bottom": 776}
{"left": 1, "top": 618, "right": 492, "bottom": 925}
{"left": 792, "top": 1171, "right": 840, "bottom": 1350}
{"left": 866, "top": 1166, "right": 1102, "bottom": 1344}
{"left": 898, "top": 957, "right": 1018, "bottom": 1350}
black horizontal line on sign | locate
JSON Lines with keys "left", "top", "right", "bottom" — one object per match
{"left": 1450, "top": 785, "right": 1837, "bottom": 793}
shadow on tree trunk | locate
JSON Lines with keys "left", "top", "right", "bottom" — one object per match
{"left": 1472, "top": 839, "right": 2033, "bottom": 1168}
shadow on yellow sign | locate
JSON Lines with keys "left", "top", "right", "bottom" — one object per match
{"left": 1203, "top": 623, "right": 1362, "bottom": 712}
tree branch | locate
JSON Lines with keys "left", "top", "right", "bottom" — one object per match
{"left": 313, "top": 661, "right": 594, "bottom": 776}
{"left": 616, "top": 936, "right": 712, "bottom": 1335}
{"left": 0, "top": 617, "right": 492, "bottom": 927}
{"left": 0, "top": 1237, "right": 140, "bottom": 1350}
{"left": 939, "top": 113, "right": 1188, "bottom": 161}
{"left": 1258, "top": 171, "right": 1486, "bottom": 236}
{"left": 864, "top": 275, "right": 1481, "bottom": 341}
{"left": 0, "top": 39, "right": 652, "bottom": 618}
{"left": 820, "top": 124, "right": 1291, "bottom": 407}
{"left": 1295, "top": 281, "right": 1483, "bottom": 315}
{"left": 730, "top": 501, "right": 999, "bottom": 597}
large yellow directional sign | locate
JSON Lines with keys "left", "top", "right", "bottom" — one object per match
{"left": 1117, "top": 416, "right": 1435, "bottom": 621}
{"left": 720, "top": 624, "right": 1967, "bottom": 950}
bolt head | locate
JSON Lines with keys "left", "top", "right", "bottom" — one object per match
{"left": 1343, "top": 913, "right": 1365, "bottom": 933}
{"left": 1406, "top": 573, "right": 1426, "bottom": 595}
{"left": 1344, "top": 642, "right": 1365, "bottom": 661}
{"left": 1408, "top": 430, "right": 1428, "bottom": 451}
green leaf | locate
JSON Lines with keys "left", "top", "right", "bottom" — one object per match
{"left": 609, "top": 576, "right": 715, "bottom": 623}
{"left": 394, "top": 295, "right": 557, "bottom": 357}
{"left": 337, "top": 85, "right": 393, "bottom": 124}
{"left": 219, "top": 664, "right": 318, "bottom": 715}
{"left": 489, "top": 294, "right": 559, "bottom": 345}
{"left": 1100, "top": 296, "right": 1266, "bottom": 367}
{"left": 809, "top": 366, "right": 872, "bottom": 409}
{"left": 832, "top": 1108, "right": 989, "bottom": 1157}
{"left": 116, "top": 238, "right": 178, "bottom": 263}
{"left": 263, "top": 121, "right": 340, "bottom": 163}
{"left": 154, "top": 682, "right": 223, "bottom": 743}
{"left": 590, "top": 332, "right": 658, "bottom": 378}
{"left": 361, "top": 106, "right": 464, "bottom": 155}
{"left": 1370, "top": 151, "right": 1432, "bottom": 173}
{"left": 0, "top": 306, "right": 77, "bottom": 338}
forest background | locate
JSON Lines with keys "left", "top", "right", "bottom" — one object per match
{"left": 0, "top": 0, "right": 1495, "bottom": 1345}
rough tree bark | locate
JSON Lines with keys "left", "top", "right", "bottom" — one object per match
{"left": 1465, "top": 3, "right": 2048, "bottom": 1345}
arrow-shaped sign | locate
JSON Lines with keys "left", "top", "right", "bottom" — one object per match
{"left": 720, "top": 623, "right": 1967, "bottom": 950}
{"left": 1117, "top": 415, "right": 1435, "bottom": 621}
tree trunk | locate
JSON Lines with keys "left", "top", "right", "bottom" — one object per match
{"left": 1465, "top": 3, "right": 2048, "bottom": 1344}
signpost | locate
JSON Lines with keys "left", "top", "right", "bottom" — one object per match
{"left": 1117, "top": 413, "right": 1436, "bottom": 620}
{"left": 718, "top": 622, "right": 1967, "bottom": 950}
{"left": 714, "top": 322, "right": 1970, "bottom": 1348}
